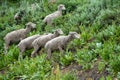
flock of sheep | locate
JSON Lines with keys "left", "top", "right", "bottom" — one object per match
{"left": 4, "top": 4, "right": 80, "bottom": 59}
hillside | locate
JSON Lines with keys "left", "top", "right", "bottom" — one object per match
{"left": 0, "top": 0, "right": 120, "bottom": 80}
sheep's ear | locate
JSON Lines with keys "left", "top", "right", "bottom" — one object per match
{"left": 74, "top": 34, "right": 80, "bottom": 39}
{"left": 25, "top": 23, "right": 29, "bottom": 26}
{"left": 52, "top": 29, "right": 55, "bottom": 33}
{"left": 58, "top": 5, "right": 62, "bottom": 9}
{"left": 25, "top": 22, "right": 32, "bottom": 27}
{"left": 56, "top": 29, "right": 61, "bottom": 31}
{"left": 69, "top": 32, "right": 74, "bottom": 35}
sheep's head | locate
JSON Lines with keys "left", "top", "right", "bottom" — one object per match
{"left": 18, "top": 10, "right": 25, "bottom": 17}
{"left": 58, "top": 4, "right": 66, "bottom": 11}
{"left": 25, "top": 22, "right": 36, "bottom": 29}
{"left": 69, "top": 32, "right": 80, "bottom": 39}
{"left": 20, "top": 10, "right": 25, "bottom": 14}
{"left": 54, "top": 29, "right": 63, "bottom": 35}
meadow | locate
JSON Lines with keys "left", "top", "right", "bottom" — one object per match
{"left": 0, "top": 0, "right": 120, "bottom": 80}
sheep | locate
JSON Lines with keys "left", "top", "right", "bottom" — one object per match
{"left": 45, "top": 32, "right": 80, "bottom": 59}
{"left": 4, "top": 22, "right": 36, "bottom": 54}
{"left": 14, "top": 10, "right": 25, "bottom": 24}
{"left": 42, "top": 4, "right": 66, "bottom": 30}
{"left": 31, "top": 29, "right": 63, "bottom": 57}
{"left": 17, "top": 33, "right": 52, "bottom": 59}
{"left": 18, "top": 34, "right": 40, "bottom": 59}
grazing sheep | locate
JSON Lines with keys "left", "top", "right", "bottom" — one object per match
{"left": 18, "top": 34, "right": 40, "bottom": 59}
{"left": 31, "top": 29, "right": 63, "bottom": 57}
{"left": 45, "top": 32, "right": 80, "bottom": 59}
{"left": 42, "top": 4, "right": 66, "bottom": 30}
{"left": 14, "top": 10, "right": 25, "bottom": 24}
{"left": 4, "top": 22, "right": 36, "bottom": 54}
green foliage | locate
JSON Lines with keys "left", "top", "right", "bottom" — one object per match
{"left": 98, "top": 61, "right": 106, "bottom": 72}
{"left": 5, "top": 55, "right": 51, "bottom": 80}
{"left": 61, "top": 72, "right": 77, "bottom": 80}
{"left": 0, "top": 0, "right": 120, "bottom": 79}
{"left": 60, "top": 51, "right": 75, "bottom": 66}
{"left": 110, "top": 55, "right": 120, "bottom": 74}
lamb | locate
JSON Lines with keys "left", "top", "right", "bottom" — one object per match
{"left": 4, "top": 22, "right": 36, "bottom": 54}
{"left": 14, "top": 10, "right": 25, "bottom": 24}
{"left": 18, "top": 34, "right": 41, "bottom": 59}
{"left": 45, "top": 32, "right": 80, "bottom": 59}
{"left": 42, "top": 4, "right": 66, "bottom": 30}
{"left": 31, "top": 29, "right": 63, "bottom": 57}
{"left": 17, "top": 33, "right": 52, "bottom": 59}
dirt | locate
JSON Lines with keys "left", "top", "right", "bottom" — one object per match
{"left": 61, "top": 59, "right": 111, "bottom": 80}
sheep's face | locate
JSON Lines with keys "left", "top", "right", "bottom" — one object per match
{"left": 55, "top": 29, "right": 63, "bottom": 35}
{"left": 18, "top": 10, "right": 25, "bottom": 17}
{"left": 26, "top": 22, "right": 36, "bottom": 29}
{"left": 58, "top": 4, "right": 66, "bottom": 10}
{"left": 20, "top": 10, "right": 25, "bottom": 15}
{"left": 69, "top": 32, "right": 80, "bottom": 39}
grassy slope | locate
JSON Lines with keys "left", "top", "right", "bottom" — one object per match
{"left": 0, "top": 0, "right": 120, "bottom": 80}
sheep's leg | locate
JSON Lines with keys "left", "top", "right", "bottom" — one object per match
{"left": 37, "top": 47, "right": 42, "bottom": 55}
{"left": 19, "top": 48, "right": 25, "bottom": 59}
{"left": 31, "top": 46, "right": 39, "bottom": 57}
{"left": 4, "top": 40, "right": 10, "bottom": 54}
{"left": 46, "top": 49, "right": 52, "bottom": 59}
{"left": 4, "top": 44, "right": 9, "bottom": 54}
{"left": 41, "top": 22, "right": 47, "bottom": 31}
{"left": 20, "top": 38, "right": 23, "bottom": 41}
{"left": 58, "top": 46, "right": 64, "bottom": 54}
{"left": 47, "top": 20, "right": 52, "bottom": 26}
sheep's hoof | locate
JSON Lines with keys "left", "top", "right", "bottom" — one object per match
{"left": 4, "top": 51, "right": 7, "bottom": 55}
{"left": 18, "top": 55, "right": 23, "bottom": 60}
{"left": 46, "top": 56, "right": 50, "bottom": 60}
{"left": 31, "top": 54, "right": 35, "bottom": 58}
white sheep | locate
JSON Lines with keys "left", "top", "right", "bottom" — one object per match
{"left": 17, "top": 34, "right": 40, "bottom": 59}
{"left": 14, "top": 10, "right": 25, "bottom": 24}
{"left": 43, "top": 4, "right": 66, "bottom": 26}
{"left": 17, "top": 33, "right": 52, "bottom": 59}
{"left": 45, "top": 32, "right": 80, "bottom": 59}
{"left": 4, "top": 22, "right": 36, "bottom": 54}
{"left": 31, "top": 29, "right": 63, "bottom": 57}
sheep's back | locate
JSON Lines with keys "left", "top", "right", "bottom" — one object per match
{"left": 21, "top": 35, "right": 40, "bottom": 48}
{"left": 49, "top": 11, "right": 61, "bottom": 18}
{"left": 5, "top": 29, "right": 27, "bottom": 42}
{"left": 45, "top": 36, "right": 66, "bottom": 50}
{"left": 34, "top": 34, "right": 53, "bottom": 47}
{"left": 44, "top": 11, "right": 61, "bottom": 21}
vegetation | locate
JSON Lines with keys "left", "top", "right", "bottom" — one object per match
{"left": 0, "top": 0, "right": 120, "bottom": 79}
